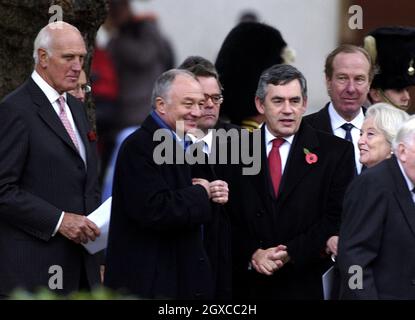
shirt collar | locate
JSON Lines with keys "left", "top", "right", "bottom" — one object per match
{"left": 328, "top": 102, "right": 364, "bottom": 130}
{"left": 187, "top": 130, "right": 213, "bottom": 155}
{"left": 264, "top": 124, "right": 294, "bottom": 146}
{"left": 397, "top": 158, "right": 415, "bottom": 193}
{"left": 31, "top": 70, "right": 67, "bottom": 104}
{"left": 151, "top": 110, "right": 193, "bottom": 148}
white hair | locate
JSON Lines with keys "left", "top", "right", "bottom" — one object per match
{"left": 33, "top": 22, "right": 80, "bottom": 64}
{"left": 392, "top": 115, "right": 415, "bottom": 152}
{"left": 366, "top": 103, "right": 409, "bottom": 145}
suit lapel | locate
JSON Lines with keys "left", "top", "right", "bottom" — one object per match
{"left": 29, "top": 80, "right": 80, "bottom": 155}
{"left": 277, "top": 122, "right": 319, "bottom": 205}
{"left": 317, "top": 103, "right": 334, "bottom": 134}
{"left": 389, "top": 157, "right": 415, "bottom": 237}
{"left": 251, "top": 127, "right": 275, "bottom": 213}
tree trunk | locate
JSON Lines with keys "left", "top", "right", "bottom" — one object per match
{"left": 0, "top": 0, "right": 108, "bottom": 124}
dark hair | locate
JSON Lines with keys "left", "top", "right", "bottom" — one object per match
{"left": 178, "top": 56, "right": 222, "bottom": 89}
{"left": 324, "top": 44, "right": 374, "bottom": 81}
{"left": 256, "top": 64, "right": 307, "bottom": 103}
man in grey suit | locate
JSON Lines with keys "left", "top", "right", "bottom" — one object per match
{"left": 0, "top": 22, "right": 101, "bottom": 297}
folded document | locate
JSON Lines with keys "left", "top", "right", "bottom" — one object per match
{"left": 82, "top": 197, "right": 112, "bottom": 254}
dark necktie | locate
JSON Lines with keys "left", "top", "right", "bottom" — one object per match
{"left": 198, "top": 141, "right": 209, "bottom": 164}
{"left": 340, "top": 123, "right": 354, "bottom": 143}
{"left": 268, "top": 138, "right": 285, "bottom": 197}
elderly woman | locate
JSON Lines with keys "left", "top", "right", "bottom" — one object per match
{"left": 338, "top": 116, "right": 415, "bottom": 299}
{"left": 323, "top": 103, "right": 409, "bottom": 300}
{"left": 358, "top": 103, "right": 410, "bottom": 168}
{"left": 326, "top": 103, "right": 409, "bottom": 257}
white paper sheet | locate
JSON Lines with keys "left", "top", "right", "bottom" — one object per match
{"left": 82, "top": 197, "right": 112, "bottom": 254}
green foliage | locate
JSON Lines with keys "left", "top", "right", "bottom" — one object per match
{"left": 9, "top": 286, "right": 138, "bottom": 300}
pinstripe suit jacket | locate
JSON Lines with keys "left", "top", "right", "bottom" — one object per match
{"left": 0, "top": 78, "right": 101, "bottom": 296}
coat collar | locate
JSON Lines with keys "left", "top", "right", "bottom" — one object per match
{"left": 388, "top": 156, "right": 415, "bottom": 237}
{"left": 314, "top": 102, "right": 333, "bottom": 133}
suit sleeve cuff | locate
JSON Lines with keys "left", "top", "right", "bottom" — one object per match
{"left": 52, "top": 211, "right": 65, "bottom": 237}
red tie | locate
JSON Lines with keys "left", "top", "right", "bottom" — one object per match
{"left": 268, "top": 138, "right": 285, "bottom": 197}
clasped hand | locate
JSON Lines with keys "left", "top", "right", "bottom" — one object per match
{"left": 192, "top": 178, "right": 229, "bottom": 204}
{"left": 251, "top": 245, "right": 289, "bottom": 276}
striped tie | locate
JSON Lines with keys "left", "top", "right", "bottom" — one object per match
{"left": 57, "top": 96, "right": 80, "bottom": 152}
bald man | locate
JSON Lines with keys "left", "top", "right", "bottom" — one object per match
{"left": 0, "top": 22, "right": 102, "bottom": 296}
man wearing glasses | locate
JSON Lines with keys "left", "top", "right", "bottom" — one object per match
{"left": 179, "top": 56, "right": 238, "bottom": 134}
{"left": 178, "top": 56, "right": 239, "bottom": 299}
{"left": 68, "top": 69, "right": 91, "bottom": 103}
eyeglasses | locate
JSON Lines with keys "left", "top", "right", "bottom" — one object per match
{"left": 204, "top": 93, "right": 223, "bottom": 105}
{"left": 80, "top": 84, "right": 91, "bottom": 93}
{"left": 71, "top": 84, "right": 91, "bottom": 94}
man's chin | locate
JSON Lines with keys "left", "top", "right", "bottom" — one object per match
{"left": 185, "top": 124, "right": 198, "bottom": 133}
{"left": 199, "top": 120, "right": 215, "bottom": 129}
{"left": 277, "top": 124, "right": 298, "bottom": 136}
{"left": 341, "top": 101, "right": 361, "bottom": 110}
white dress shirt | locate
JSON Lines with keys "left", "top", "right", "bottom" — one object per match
{"left": 328, "top": 102, "right": 364, "bottom": 174}
{"left": 188, "top": 130, "right": 213, "bottom": 156}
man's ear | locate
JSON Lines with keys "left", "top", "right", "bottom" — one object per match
{"left": 155, "top": 97, "right": 166, "bottom": 114}
{"left": 325, "top": 76, "right": 332, "bottom": 94}
{"left": 301, "top": 97, "right": 308, "bottom": 114}
{"left": 396, "top": 143, "right": 407, "bottom": 163}
{"left": 255, "top": 96, "right": 265, "bottom": 115}
{"left": 38, "top": 48, "right": 49, "bottom": 68}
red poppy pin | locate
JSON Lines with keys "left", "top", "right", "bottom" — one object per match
{"left": 87, "top": 130, "right": 97, "bottom": 142}
{"left": 303, "top": 148, "right": 318, "bottom": 164}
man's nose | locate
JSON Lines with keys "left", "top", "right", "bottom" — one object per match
{"left": 345, "top": 80, "right": 356, "bottom": 93}
{"left": 72, "top": 58, "right": 82, "bottom": 71}
{"left": 204, "top": 99, "right": 214, "bottom": 108}
{"left": 281, "top": 100, "right": 293, "bottom": 113}
{"left": 402, "top": 89, "right": 410, "bottom": 101}
{"left": 191, "top": 105, "right": 202, "bottom": 117}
